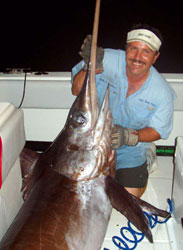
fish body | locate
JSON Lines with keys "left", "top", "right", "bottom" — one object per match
{"left": 0, "top": 64, "right": 170, "bottom": 250}
{"left": 0, "top": 25, "right": 117, "bottom": 249}
{"left": 0, "top": 0, "right": 170, "bottom": 248}
{"left": 0, "top": 61, "right": 116, "bottom": 250}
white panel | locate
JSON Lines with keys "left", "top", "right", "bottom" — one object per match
{"left": 0, "top": 103, "right": 25, "bottom": 183}
{"left": 0, "top": 197, "right": 7, "bottom": 240}
{"left": 156, "top": 111, "right": 183, "bottom": 146}
{"left": 161, "top": 73, "right": 183, "bottom": 111}
{"left": 172, "top": 137, "right": 183, "bottom": 220}
{"left": 0, "top": 158, "right": 23, "bottom": 227}
{"left": 167, "top": 217, "right": 183, "bottom": 250}
{"left": 23, "top": 108, "right": 69, "bottom": 141}
{"left": 23, "top": 109, "right": 183, "bottom": 145}
{"left": 0, "top": 72, "right": 76, "bottom": 109}
{"left": 0, "top": 158, "right": 23, "bottom": 240}
{"left": 0, "top": 72, "right": 181, "bottom": 110}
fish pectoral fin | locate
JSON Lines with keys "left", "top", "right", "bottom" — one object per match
{"left": 105, "top": 175, "right": 153, "bottom": 243}
{"left": 20, "top": 147, "right": 40, "bottom": 200}
{"left": 131, "top": 194, "right": 171, "bottom": 219}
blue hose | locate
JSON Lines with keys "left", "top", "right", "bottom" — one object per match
{"left": 104, "top": 199, "right": 172, "bottom": 250}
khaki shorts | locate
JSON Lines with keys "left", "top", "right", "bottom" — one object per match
{"left": 115, "top": 161, "right": 148, "bottom": 188}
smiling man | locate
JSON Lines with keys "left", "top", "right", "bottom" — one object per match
{"left": 71, "top": 24, "right": 176, "bottom": 198}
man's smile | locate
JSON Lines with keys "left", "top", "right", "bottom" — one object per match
{"left": 130, "top": 59, "right": 146, "bottom": 66}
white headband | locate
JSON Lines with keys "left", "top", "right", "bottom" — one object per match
{"left": 127, "top": 29, "right": 162, "bottom": 51}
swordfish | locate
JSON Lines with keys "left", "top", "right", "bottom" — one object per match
{"left": 0, "top": 0, "right": 170, "bottom": 249}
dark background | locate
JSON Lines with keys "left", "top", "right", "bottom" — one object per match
{"left": 0, "top": 0, "right": 182, "bottom": 73}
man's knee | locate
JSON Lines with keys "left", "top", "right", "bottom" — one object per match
{"left": 125, "top": 185, "right": 147, "bottom": 198}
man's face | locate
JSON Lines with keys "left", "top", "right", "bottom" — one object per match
{"left": 126, "top": 41, "right": 160, "bottom": 77}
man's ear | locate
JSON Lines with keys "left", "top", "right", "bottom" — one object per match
{"left": 153, "top": 52, "right": 160, "bottom": 64}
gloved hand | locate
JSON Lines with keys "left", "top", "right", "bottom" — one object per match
{"left": 111, "top": 124, "right": 139, "bottom": 149}
{"left": 79, "top": 34, "right": 104, "bottom": 71}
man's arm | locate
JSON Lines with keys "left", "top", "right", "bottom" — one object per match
{"left": 72, "top": 69, "right": 86, "bottom": 96}
{"left": 72, "top": 68, "right": 103, "bottom": 96}
{"left": 138, "top": 127, "right": 160, "bottom": 142}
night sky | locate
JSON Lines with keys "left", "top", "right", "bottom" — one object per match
{"left": 0, "top": 0, "right": 182, "bottom": 73}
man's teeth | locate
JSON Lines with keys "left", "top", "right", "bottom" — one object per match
{"left": 133, "top": 61, "right": 142, "bottom": 65}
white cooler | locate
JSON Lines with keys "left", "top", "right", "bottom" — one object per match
{"left": 0, "top": 102, "right": 25, "bottom": 240}
{"left": 172, "top": 136, "right": 183, "bottom": 221}
{"left": 167, "top": 136, "right": 183, "bottom": 250}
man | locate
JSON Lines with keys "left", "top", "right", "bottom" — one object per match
{"left": 71, "top": 24, "right": 176, "bottom": 198}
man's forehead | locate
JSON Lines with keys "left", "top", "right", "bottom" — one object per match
{"left": 127, "top": 41, "right": 154, "bottom": 51}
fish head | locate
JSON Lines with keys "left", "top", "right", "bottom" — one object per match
{"left": 56, "top": 67, "right": 116, "bottom": 181}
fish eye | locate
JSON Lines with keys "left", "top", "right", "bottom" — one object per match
{"left": 71, "top": 111, "right": 87, "bottom": 127}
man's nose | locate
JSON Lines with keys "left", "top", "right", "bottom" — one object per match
{"left": 134, "top": 50, "right": 142, "bottom": 60}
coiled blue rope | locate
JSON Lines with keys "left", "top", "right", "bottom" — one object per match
{"left": 104, "top": 199, "right": 172, "bottom": 250}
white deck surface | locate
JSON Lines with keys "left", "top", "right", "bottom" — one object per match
{"left": 101, "top": 156, "right": 179, "bottom": 250}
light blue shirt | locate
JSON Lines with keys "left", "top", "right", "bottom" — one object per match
{"left": 72, "top": 49, "right": 176, "bottom": 169}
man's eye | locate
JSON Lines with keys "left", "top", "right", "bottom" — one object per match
{"left": 143, "top": 49, "right": 150, "bottom": 54}
{"left": 129, "top": 46, "right": 137, "bottom": 51}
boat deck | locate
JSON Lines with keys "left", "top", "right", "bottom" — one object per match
{"left": 101, "top": 156, "right": 179, "bottom": 250}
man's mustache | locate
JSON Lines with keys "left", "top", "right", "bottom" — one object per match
{"left": 129, "top": 59, "right": 146, "bottom": 65}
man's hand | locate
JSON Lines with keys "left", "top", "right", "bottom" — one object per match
{"left": 79, "top": 34, "right": 104, "bottom": 71}
{"left": 111, "top": 125, "right": 139, "bottom": 149}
